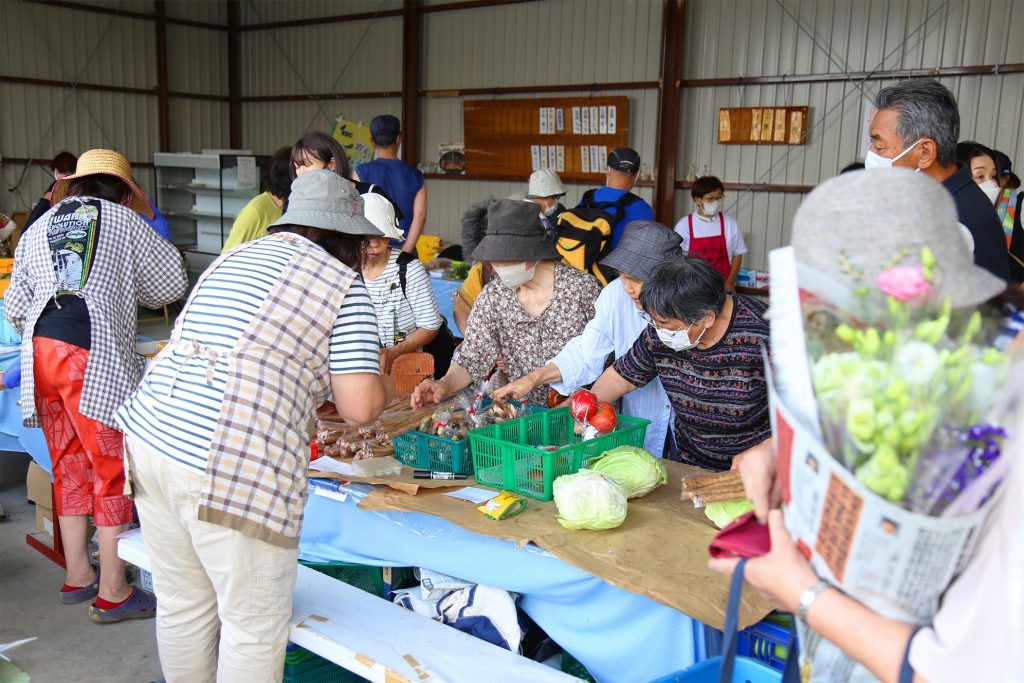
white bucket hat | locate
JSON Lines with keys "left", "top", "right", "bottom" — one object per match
{"left": 360, "top": 192, "right": 405, "bottom": 240}
{"left": 526, "top": 169, "right": 567, "bottom": 199}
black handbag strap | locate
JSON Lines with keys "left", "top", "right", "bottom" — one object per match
{"left": 718, "top": 558, "right": 800, "bottom": 683}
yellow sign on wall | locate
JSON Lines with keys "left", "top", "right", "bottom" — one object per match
{"left": 331, "top": 115, "right": 374, "bottom": 168}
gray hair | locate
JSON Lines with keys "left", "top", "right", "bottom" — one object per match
{"left": 874, "top": 80, "right": 960, "bottom": 165}
{"left": 639, "top": 257, "right": 725, "bottom": 323}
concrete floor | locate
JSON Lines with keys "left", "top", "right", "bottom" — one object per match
{"left": 0, "top": 455, "right": 163, "bottom": 683}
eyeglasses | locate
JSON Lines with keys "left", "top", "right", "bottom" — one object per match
{"left": 639, "top": 310, "right": 691, "bottom": 332}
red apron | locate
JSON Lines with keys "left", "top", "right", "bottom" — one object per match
{"left": 688, "top": 213, "right": 731, "bottom": 279}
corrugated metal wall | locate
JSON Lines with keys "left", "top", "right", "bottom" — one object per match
{"left": 678, "top": 0, "right": 1024, "bottom": 271}
{"left": 420, "top": 0, "right": 663, "bottom": 242}
{"left": 4, "top": 0, "right": 1022, "bottom": 260}
{"left": 0, "top": 0, "right": 228, "bottom": 216}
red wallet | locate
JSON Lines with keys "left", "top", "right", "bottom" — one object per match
{"left": 708, "top": 511, "right": 772, "bottom": 559}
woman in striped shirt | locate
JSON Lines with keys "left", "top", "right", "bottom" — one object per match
{"left": 115, "top": 172, "right": 393, "bottom": 682}
{"left": 360, "top": 193, "right": 447, "bottom": 375}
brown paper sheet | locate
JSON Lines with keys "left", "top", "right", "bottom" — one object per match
{"left": 357, "top": 461, "right": 773, "bottom": 629}
{"left": 308, "top": 462, "right": 469, "bottom": 495}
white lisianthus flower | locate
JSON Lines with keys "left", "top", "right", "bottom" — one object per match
{"left": 893, "top": 341, "right": 940, "bottom": 386}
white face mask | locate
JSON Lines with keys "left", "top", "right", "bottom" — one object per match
{"left": 978, "top": 178, "right": 1001, "bottom": 204}
{"left": 492, "top": 263, "right": 536, "bottom": 290}
{"left": 655, "top": 323, "right": 706, "bottom": 352}
{"left": 863, "top": 138, "right": 924, "bottom": 169}
{"left": 700, "top": 200, "right": 721, "bottom": 217}
{"left": 542, "top": 202, "right": 558, "bottom": 217}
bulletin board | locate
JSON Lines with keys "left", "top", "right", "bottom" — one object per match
{"left": 718, "top": 106, "right": 809, "bottom": 145}
{"left": 463, "top": 96, "right": 629, "bottom": 182}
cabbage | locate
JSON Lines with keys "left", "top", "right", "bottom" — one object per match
{"left": 704, "top": 499, "right": 755, "bottom": 529}
{"left": 589, "top": 446, "right": 668, "bottom": 498}
{"left": 553, "top": 470, "right": 628, "bottom": 530}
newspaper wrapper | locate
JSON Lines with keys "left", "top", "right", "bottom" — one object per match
{"left": 767, "top": 246, "right": 998, "bottom": 682}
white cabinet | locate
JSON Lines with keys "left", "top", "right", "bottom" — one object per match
{"left": 154, "top": 151, "right": 268, "bottom": 255}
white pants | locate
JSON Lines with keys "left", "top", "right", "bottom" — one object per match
{"left": 127, "top": 435, "right": 298, "bottom": 683}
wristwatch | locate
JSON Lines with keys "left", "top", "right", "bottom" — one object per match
{"left": 798, "top": 580, "right": 832, "bottom": 622}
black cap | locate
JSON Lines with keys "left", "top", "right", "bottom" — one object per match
{"left": 992, "top": 149, "right": 1012, "bottom": 176}
{"left": 607, "top": 147, "right": 640, "bottom": 173}
{"left": 370, "top": 115, "right": 401, "bottom": 145}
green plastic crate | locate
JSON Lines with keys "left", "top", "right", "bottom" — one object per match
{"left": 468, "top": 407, "right": 650, "bottom": 501}
{"left": 392, "top": 404, "right": 546, "bottom": 475}
{"left": 282, "top": 646, "right": 366, "bottom": 683}
{"left": 299, "top": 560, "right": 417, "bottom": 599}
{"left": 392, "top": 429, "right": 473, "bottom": 474}
{"left": 561, "top": 651, "right": 597, "bottom": 682}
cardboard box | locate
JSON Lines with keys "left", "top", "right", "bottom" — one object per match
{"left": 26, "top": 461, "right": 54, "bottom": 537}
{"left": 35, "top": 503, "right": 54, "bottom": 537}
{"left": 0, "top": 257, "right": 13, "bottom": 298}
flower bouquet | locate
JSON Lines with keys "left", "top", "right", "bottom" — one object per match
{"left": 805, "top": 248, "right": 1016, "bottom": 516}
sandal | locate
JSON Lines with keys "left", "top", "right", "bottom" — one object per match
{"left": 88, "top": 588, "right": 157, "bottom": 623}
{"left": 61, "top": 563, "right": 137, "bottom": 605}
{"left": 61, "top": 563, "right": 99, "bottom": 605}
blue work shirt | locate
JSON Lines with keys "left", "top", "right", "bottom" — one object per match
{"left": 549, "top": 279, "right": 673, "bottom": 456}
{"left": 357, "top": 158, "right": 425, "bottom": 234}
{"left": 583, "top": 187, "right": 655, "bottom": 249}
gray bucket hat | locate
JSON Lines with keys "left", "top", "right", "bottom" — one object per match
{"left": 792, "top": 169, "right": 1004, "bottom": 308}
{"left": 601, "top": 220, "right": 683, "bottom": 281}
{"left": 268, "top": 169, "right": 382, "bottom": 236}
{"left": 469, "top": 199, "right": 560, "bottom": 262}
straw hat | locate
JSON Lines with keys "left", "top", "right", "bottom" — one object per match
{"left": 50, "top": 149, "right": 154, "bottom": 219}
{"left": 791, "top": 169, "right": 1004, "bottom": 308}
{"left": 469, "top": 199, "right": 560, "bottom": 262}
{"left": 268, "top": 170, "right": 382, "bottom": 236}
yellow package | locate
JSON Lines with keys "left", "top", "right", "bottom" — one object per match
{"left": 477, "top": 491, "right": 527, "bottom": 521}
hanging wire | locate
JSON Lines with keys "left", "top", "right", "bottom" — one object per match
{"left": 301, "top": 0, "right": 390, "bottom": 132}
{"left": 4, "top": 0, "right": 126, "bottom": 212}
{"left": 245, "top": 0, "right": 389, "bottom": 136}
{"left": 725, "top": 0, "right": 952, "bottom": 219}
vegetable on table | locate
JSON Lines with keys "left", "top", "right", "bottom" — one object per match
{"left": 569, "top": 389, "right": 599, "bottom": 422}
{"left": 589, "top": 446, "right": 667, "bottom": 498}
{"left": 552, "top": 469, "right": 628, "bottom": 530}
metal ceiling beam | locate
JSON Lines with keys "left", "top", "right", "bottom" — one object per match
{"left": 235, "top": 0, "right": 538, "bottom": 32}
{"left": 654, "top": 0, "right": 684, "bottom": 224}
{"left": 401, "top": 0, "right": 421, "bottom": 167}
{"left": 679, "top": 62, "right": 1024, "bottom": 88}
{"left": 227, "top": 0, "right": 242, "bottom": 148}
{"left": 155, "top": 0, "right": 170, "bottom": 151}
{"left": 23, "top": 0, "right": 227, "bottom": 30}
{"left": 0, "top": 75, "right": 230, "bottom": 102}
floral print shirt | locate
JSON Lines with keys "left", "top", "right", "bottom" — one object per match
{"left": 453, "top": 262, "right": 601, "bottom": 406}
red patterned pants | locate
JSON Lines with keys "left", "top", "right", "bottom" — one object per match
{"left": 33, "top": 337, "right": 133, "bottom": 526}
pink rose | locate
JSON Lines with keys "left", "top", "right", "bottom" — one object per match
{"left": 875, "top": 265, "right": 930, "bottom": 301}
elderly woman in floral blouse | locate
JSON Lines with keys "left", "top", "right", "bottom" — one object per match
{"left": 412, "top": 199, "right": 601, "bottom": 408}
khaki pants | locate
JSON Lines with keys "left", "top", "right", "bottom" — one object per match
{"left": 127, "top": 435, "right": 298, "bottom": 683}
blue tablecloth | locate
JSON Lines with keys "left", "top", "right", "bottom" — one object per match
{"left": 300, "top": 481, "right": 708, "bottom": 683}
{"left": 0, "top": 352, "right": 51, "bottom": 473}
{"left": 430, "top": 277, "right": 464, "bottom": 339}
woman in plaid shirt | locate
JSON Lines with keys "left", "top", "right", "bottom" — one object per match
{"left": 6, "top": 149, "right": 188, "bottom": 622}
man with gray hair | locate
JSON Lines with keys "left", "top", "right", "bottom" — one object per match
{"left": 867, "top": 79, "right": 1008, "bottom": 282}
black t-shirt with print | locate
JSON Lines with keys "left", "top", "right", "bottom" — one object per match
{"left": 33, "top": 199, "right": 101, "bottom": 350}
